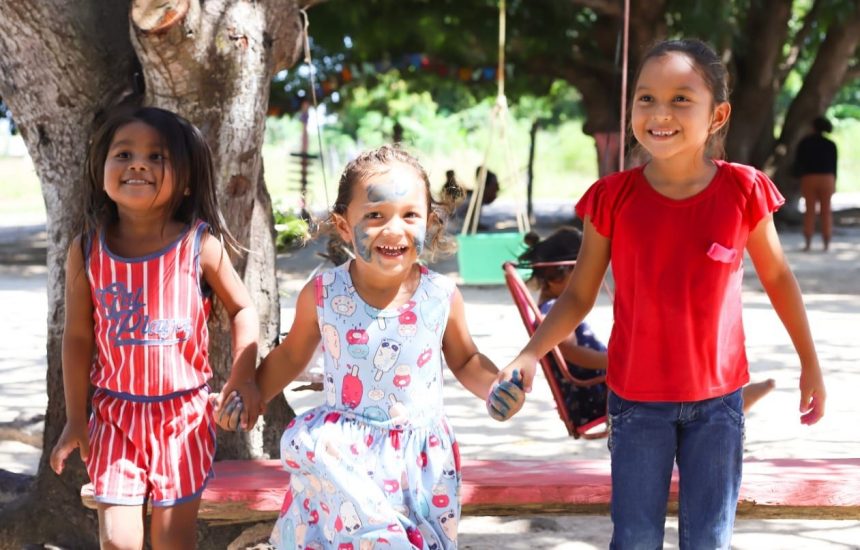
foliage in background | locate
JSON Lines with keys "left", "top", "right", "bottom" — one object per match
{"left": 273, "top": 206, "right": 310, "bottom": 251}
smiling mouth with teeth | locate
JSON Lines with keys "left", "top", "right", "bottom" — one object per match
{"left": 123, "top": 179, "right": 152, "bottom": 185}
{"left": 649, "top": 129, "right": 677, "bottom": 137}
{"left": 377, "top": 244, "right": 408, "bottom": 256}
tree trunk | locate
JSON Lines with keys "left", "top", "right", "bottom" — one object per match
{"left": 565, "top": 0, "right": 668, "bottom": 171}
{"left": 0, "top": 1, "right": 307, "bottom": 546}
{"left": 724, "top": 0, "right": 792, "bottom": 166}
{"left": 769, "top": 0, "right": 860, "bottom": 210}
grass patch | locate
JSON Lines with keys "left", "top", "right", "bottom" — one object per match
{"left": 0, "top": 156, "right": 44, "bottom": 216}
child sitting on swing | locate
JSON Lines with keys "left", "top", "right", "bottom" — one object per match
{"left": 519, "top": 226, "right": 776, "bottom": 431}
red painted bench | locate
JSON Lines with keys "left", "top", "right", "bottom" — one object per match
{"left": 81, "top": 457, "right": 860, "bottom": 522}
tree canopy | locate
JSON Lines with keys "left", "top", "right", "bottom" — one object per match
{"left": 274, "top": 0, "right": 860, "bottom": 203}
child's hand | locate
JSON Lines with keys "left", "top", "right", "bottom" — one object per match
{"left": 497, "top": 355, "right": 538, "bottom": 394}
{"left": 799, "top": 365, "right": 826, "bottom": 425}
{"left": 487, "top": 369, "right": 526, "bottom": 421}
{"left": 220, "top": 378, "right": 262, "bottom": 431}
{"left": 49, "top": 420, "right": 90, "bottom": 475}
{"left": 211, "top": 391, "right": 245, "bottom": 431}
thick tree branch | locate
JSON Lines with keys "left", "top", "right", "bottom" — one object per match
{"left": 132, "top": 0, "right": 190, "bottom": 33}
{"left": 777, "top": 0, "right": 824, "bottom": 84}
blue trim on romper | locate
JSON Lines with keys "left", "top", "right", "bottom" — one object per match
{"left": 98, "top": 383, "right": 207, "bottom": 403}
{"left": 98, "top": 223, "right": 192, "bottom": 263}
{"left": 192, "top": 221, "right": 210, "bottom": 298}
{"left": 150, "top": 467, "right": 214, "bottom": 508}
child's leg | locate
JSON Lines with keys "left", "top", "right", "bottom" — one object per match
{"left": 151, "top": 498, "right": 202, "bottom": 550}
{"left": 607, "top": 392, "right": 678, "bottom": 549}
{"left": 676, "top": 388, "right": 744, "bottom": 549}
{"left": 97, "top": 504, "right": 145, "bottom": 550}
{"left": 741, "top": 379, "right": 775, "bottom": 413}
{"left": 800, "top": 176, "right": 816, "bottom": 250}
{"left": 819, "top": 176, "right": 835, "bottom": 250}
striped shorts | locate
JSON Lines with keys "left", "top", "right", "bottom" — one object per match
{"left": 86, "top": 385, "right": 215, "bottom": 507}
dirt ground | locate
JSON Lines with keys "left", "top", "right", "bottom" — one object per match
{"left": 2, "top": 200, "right": 859, "bottom": 548}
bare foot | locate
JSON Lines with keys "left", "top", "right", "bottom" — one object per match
{"left": 742, "top": 379, "right": 776, "bottom": 413}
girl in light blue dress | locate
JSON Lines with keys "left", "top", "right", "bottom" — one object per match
{"left": 218, "top": 145, "right": 524, "bottom": 549}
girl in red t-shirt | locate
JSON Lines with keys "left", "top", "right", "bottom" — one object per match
{"left": 499, "top": 39, "right": 826, "bottom": 548}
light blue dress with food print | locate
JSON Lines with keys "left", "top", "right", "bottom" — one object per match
{"left": 271, "top": 262, "right": 462, "bottom": 550}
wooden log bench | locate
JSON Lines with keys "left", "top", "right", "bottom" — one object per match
{"left": 81, "top": 457, "right": 860, "bottom": 524}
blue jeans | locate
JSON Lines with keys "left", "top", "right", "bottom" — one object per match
{"left": 607, "top": 388, "right": 744, "bottom": 550}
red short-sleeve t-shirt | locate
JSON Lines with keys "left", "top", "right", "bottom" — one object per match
{"left": 575, "top": 161, "right": 784, "bottom": 401}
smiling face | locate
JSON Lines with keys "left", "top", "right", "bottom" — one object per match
{"left": 103, "top": 121, "right": 176, "bottom": 215}
{"left": 336, "top": 161, "right": 428, "bottom": 271}
{"left": 631, "top": 52, "right": 730, "bottom": 163}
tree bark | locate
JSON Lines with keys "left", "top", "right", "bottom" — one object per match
{"left": 0, "top": 0, "right": 307, "bottom": 546}
{"left": 552, "top": 0, "right": 668, "bottom": 172}
{"left": 769, "top": 0, "right": 860, "bottom": 209}
{"left": 724, "top": 0, "right": 793, "bottom": 166}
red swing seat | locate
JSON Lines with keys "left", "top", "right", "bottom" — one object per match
{"left": 502, "top": 261, "right": 608, "bottom": 439}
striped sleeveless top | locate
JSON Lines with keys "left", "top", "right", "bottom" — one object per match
{"left": 86, "top": 220, "right": 212, "bottom": 397}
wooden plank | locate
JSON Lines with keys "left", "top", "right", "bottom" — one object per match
{"left": 81, "top": 458, "right": 860, "bottom": 522}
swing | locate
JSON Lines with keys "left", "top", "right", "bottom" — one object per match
{"left": 496, "top": 0, "right": 632, "bottom": 436}
{"left": 502, "top": 262, "right": 608, "bottom": 439}
{"left": 456, "top": 0, "right": 530, "bottom": 285}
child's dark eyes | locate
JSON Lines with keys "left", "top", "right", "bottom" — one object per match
{"left": 404, "top": 211, "right": 421, "bottom": 219}
{"left": 365, "top": 212, "right": 382, "bottom": 219}
{"left": 673, "top": 95, "right": 689, "bottom": 103}
{"left": 637, "top": 94, "right": 653, "bottom": 103}
{"left": 113, "top": 151, "right": 166, "bottom": 161}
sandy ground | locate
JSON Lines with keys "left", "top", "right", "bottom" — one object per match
{"left": 1, "top": 199, "right": 859, "bottom": 548}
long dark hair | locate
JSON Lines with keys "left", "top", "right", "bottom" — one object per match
{"left": 326, "top": 144, "right": 457, "bottom": 262}
{"left": 83, "top": 106, "right": 238, "bottom": 251}
{"left": 630, "top": 38, "right": 731, "bottom": 160}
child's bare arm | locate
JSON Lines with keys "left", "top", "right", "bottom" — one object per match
{"left": 442, "top": 288, "right": 499, "bottom": 399}
{"left": 442, "top": 289, "right": 524, "bottom": 420}
{"left": 747, "top": 214, "right": 825, "bottom": 425}
{"left": 503, "top": 218, "right": 611, "bottom": 391}
{"left": 256, "top": 280, "right": 322, "bottom": 405}
{"left": 558, "top": 336, "right": 608, "bottom": 370}
{"left": 200, "top": 234, "right": 260, "bottom": 430}
{"left": 50, "top": 238, "right": 95, "bottom": 474}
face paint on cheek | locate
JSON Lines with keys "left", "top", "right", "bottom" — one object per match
{"left": 352, "top": 220, "right": 373, "bottom": 262}
{"left": 412, "top": 220, "right": 426, "bottom": 256}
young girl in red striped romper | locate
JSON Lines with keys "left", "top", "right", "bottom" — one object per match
{"left": 49, "top": 107, "right": 261, "bottom": 549}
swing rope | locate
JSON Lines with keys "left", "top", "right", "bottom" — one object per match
{"left": 461, "top": 0, "right": 531, "bottom": 236}
{"left": 299, "top": 9, "right": 330, "bottom": 209}
{"left": 618, "top": 0, "right": 630, "bottom": 172}
{"left": 299, "top": 9, "right": 348, "bottom": 281}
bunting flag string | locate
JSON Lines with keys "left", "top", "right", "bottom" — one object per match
{"left": 268, "top": 53, "right": 511, "bottom": 116}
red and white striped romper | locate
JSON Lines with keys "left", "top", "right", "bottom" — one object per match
{"left": 84, "top": 220, "right": 215, "bottom": 506}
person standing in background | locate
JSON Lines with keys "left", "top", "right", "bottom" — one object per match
{"left": 794, "top": 116, "right": 838, "bottom": 252}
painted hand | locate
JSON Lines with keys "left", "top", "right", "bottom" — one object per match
{"left": 212, "top": 390, "right": 245, "bottom": 432}
{"left": 487, "top": 369, "right": 526, "bottom": 421}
